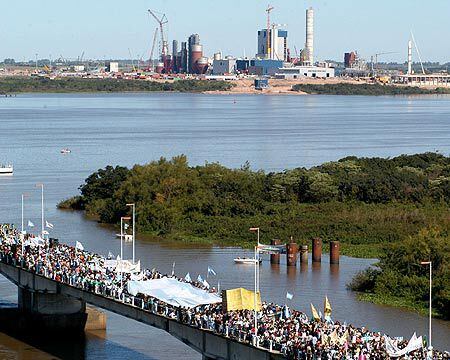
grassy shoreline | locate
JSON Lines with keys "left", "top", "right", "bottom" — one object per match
{"left": 355, "top": 293, "right": 441, "bottom": 319}
{"left": 292, "top": 83, "right": 450, "bottom": 95}
{"left": 0, "top": 77, "right": 233, "bottom": 94}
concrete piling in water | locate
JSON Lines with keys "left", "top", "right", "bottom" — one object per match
{"left": 286, "top": 242, "right": 299, "bottom": 266}
{"left": 300, "top": 245, "right": 308, "bottom": 264}
{"left": 270, "top": 239, "right": 280, "bottom": 265}
{"left": 312, "top": 237, "right": 322, "bottom": 263}
{"left": 330, "top": 241, "right": 340, "bottom": 264}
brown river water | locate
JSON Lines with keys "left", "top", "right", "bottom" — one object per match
{"left": 0, "top": 93, "right": 449, "bottom": 358}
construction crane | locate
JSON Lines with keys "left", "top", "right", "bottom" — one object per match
{"left": 149, "top": 27, "right": 159, "bottom": 71}
{"left": 128, "top": 48, "right": 137, "bottom": 72}
{"left": 370, "top": 51, "right": 398, "bottom": 76}
{"left": 148, "top": 9, "right": 169, "bottom": 60}
{"left": 265, "top": 5, "right": 274, "bottom": 59}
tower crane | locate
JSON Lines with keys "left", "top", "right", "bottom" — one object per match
{"left": 148, "top": 9, "right": 168, "bottom": 60}
{"left": 370, "top": 51, "right": 398, "bottom": 76}
{"left": 265, "top": 5, "right": 274, "bottom": 59}
{"left": 149, "top": 27, "right": 159, "bottom": 71}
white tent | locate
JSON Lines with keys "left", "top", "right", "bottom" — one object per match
{"left": 127, "top": 277, "right": 221, "bottom": 308}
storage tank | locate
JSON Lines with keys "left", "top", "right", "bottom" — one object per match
{"left": 190, "top": 44, "right": 203, "bottom": 73}
{"left": 196, "top": 57, "right": 209, "bottom": 74}
{"left": 155, "top": 62, "right": 164, "bottom": 74}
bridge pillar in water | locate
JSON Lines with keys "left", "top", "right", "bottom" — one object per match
{"left": 286, "top": 242, "right": 298, "bottom": 266}
{"left": 17, "top": 287, "right": 88, "bottom": 333}
{"left": 270, "top": 239, "right": 280, "bottom": 264}
{"left": 312, "top": 237, "right": 322, "bottom": 263}
{"left": 300, "top": 245, "right": 308, "bottom": 264}
{"left": 330, "top": 241, "right": 340, "bottom": 264}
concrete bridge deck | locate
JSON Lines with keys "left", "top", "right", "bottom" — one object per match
{"left": 0, "top": 261, "right": 285, "bottom": 360}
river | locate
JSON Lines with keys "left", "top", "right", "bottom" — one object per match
{"left": 0, "top": 93, "right": 449, "bottom": 358}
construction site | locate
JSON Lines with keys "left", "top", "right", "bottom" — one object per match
{"left": 1, "top": 5, "right": 449, "bottom": 91}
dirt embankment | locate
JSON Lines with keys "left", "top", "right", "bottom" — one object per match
{"left": 205, "top": 78, "right": 366, "bottom": 95}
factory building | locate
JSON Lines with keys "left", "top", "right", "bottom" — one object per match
{"left": 212, "top": 53, "right": 237, "bottom": 75}
{"left": 236, "top": 59, "right": 250, "bottom": 74}
{"left": 106, "top": 62, "right": 119, "bottom": 73}
{"left": 344, "top": 52, "right": 357, "bottom": 68}
{"left": 274, "top": 7, "right": 334, "bottom": 79}
{"left": 275, "top": 65, "right": 335, "bottom": 79}
{"left": 248, "top": 59, "right": 284, "bottom": 76}
{"left": 256, "top": 28, "right": 288, "bottom": 61}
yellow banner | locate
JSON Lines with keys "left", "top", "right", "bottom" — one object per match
{"left": 223, "top": 288, "right": 262, "bottom": 312}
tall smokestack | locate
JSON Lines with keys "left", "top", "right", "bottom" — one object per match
{"left": 407, "top": 40, "right": 412, "bottom": 75}
{"left": 305, "top": 7, "right": 314, "bottom": 65}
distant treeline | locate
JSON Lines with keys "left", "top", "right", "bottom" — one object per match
{"left": 0, "top": 77, "right": 233, "bottom": 93}
{"left": 292, "top": 83, "right": 450, "bottom": 95}
{"left": 59, "top": 153, "right": 450, "bottom": 254}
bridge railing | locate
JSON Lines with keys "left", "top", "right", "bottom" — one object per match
{"left": 0, "top": 252, "right": 286, "bottom": 356}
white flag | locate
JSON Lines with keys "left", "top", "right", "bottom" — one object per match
{"left": 203, "top": 279, "right": 210, "bottom": 289}
{"left": 28, "top": 220, "right": 34, "bottom": 227}
{"left": 208, "top": 266, "right": 217, "bottom": 276}
{"left": 108, "top": 251, "right": 114, "bottom": 259}
{"left": 197, "top": 274, "right": 203, "bottom": 283}
{"left": 75, "top": 241, "right": 84, "bottom": 251}
{"left": 185, "top": 272, "right": 192, "bottom": 282}
{"left": 171, "top": 262, "right": 176, "bottom": 276}
{"left": 286, "top": 292, "right": 294, "bottom": 300}
{"left": 45, "top": 221, "right": 54, "bottom": 229}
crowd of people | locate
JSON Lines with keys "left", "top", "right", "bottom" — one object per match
{"left": 0, "top": 224, "right": 448, "bottom": 359}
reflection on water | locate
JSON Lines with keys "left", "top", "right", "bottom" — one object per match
{"left": 0, "top": 93, "right": 449, "bottom": 357}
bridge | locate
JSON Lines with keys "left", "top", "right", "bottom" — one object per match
{"left": 0, "top": 260, "right": 284, "bottom": 360}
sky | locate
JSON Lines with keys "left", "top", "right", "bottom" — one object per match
{"left": 0, "top": 0, "right": 449, "bottom": 63}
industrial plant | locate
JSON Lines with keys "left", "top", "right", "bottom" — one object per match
{"left": 2, "top": 4, "right": 449, "bottom": 89}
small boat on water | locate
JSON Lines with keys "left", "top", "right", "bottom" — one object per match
{"left": 234, "top": 257, "right": 262, "bottom": 265}
{"left": 61, "top": 148, "right": 71, "bottom": 154}
{"left": 0, "top": 164, "right": 13, "bottom": 175}
{"left": 115, "top": 233, "right": 133, "bottom": 242}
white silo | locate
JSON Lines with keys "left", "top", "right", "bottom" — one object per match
{"left": 305, "top": 7, "right": 314, "bottom": 65}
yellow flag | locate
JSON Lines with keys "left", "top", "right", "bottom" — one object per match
{"left": 310, "top": 303, "right": 320, "bottom": 321}
{"left": 329, "top": 329, "right": 339, "bottom": 345}
{"left": 324, "top": 295, "right": 332, "bottom": 318}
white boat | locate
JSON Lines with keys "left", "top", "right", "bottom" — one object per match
{"left": 61, "top": 148, "right": 71, "bottom": 154}
{"left": 0, "top": 164, "right": 13, "bottom": 175}
{"left": 234, "top": 257, "right": 262, "bottom": 265}
{"left": 116, "top": 233, "right": 133, "bottom": 242}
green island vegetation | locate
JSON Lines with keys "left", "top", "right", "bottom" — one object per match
{"left": 58, "top": 153, "right": 450, "bottom": 318}
{"left": 348, "top": 228, "right": 449, "bottom": 320}
{"left": 0, "top": 77, "right": 233, "bottom": 94}
{"left": 292, "top": 83, "right": 450, "bottom": 96}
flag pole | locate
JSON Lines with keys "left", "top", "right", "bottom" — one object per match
{"left": 21, "top": 194, "right": 24, "bottom": 234}
{"left": 120, "top": 217, "right": 124, "bottom": 290}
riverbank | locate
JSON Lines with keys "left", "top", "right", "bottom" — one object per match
{"left": 2, "top": 76, "right": 450, "bottom": 96}
{"left": 0, "top": 77, "right": 233, "bottom": 94}
{"left": 292, "top": 83, "right": 450, "bottom": 95}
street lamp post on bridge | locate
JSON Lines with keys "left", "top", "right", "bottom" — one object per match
{"left": 126, "top": 203, "right": 136, "bottom": 264}
{"left": 120, "top": 216, "right": 131, "bottom": 290}
{"left": 421, "top": 261, "right": 433, "bottom": 357}
{"left": 249, "top": 227, "right": 260, "bottom": 344}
